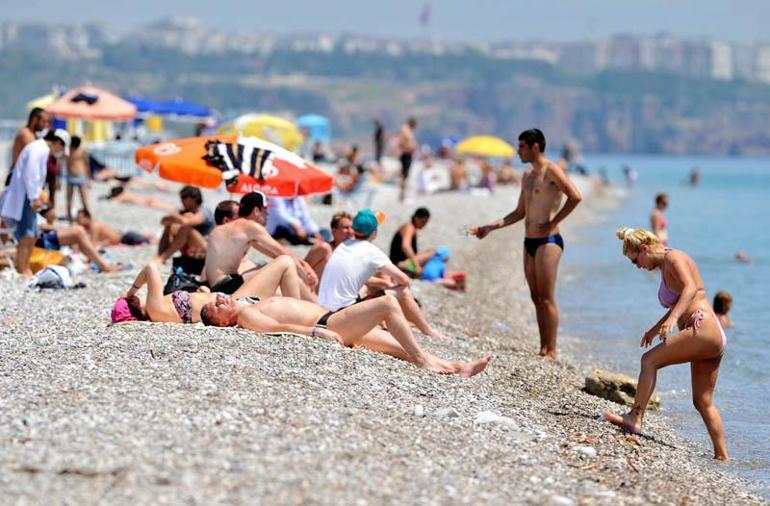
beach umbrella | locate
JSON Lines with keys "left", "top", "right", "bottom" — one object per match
{"left": 456, "top": 135, "right": 515, "bottom": 158}
{"left": 135, "top": 135, "right": 333, "bottom": 198}
{"left": 46, "top": 85, "right": 136, "bottom": 121}
{"left": 26, "top": 92, "right": 59, "bottom": 111}
{"left": 297, "top": 114, "right": 331, "bottom": 142}
{"left": 126, "top": 96, "right": 213, "bottom": 119}
{"left": 216, "top": 114, "right": 304, "bottom": 152}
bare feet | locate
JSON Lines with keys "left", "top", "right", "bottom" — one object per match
{"left": 457, "top": 355, "right": 493, "bottom": 377}
{"left": 602, "top": 411, "right": 642, "bottom": 435}
{"left": 714, "top": 453, "right": 730, "bottom": 461}
{"left": 426, "top": 329, "right": 449, "bottom": 339}
{"left": 539, "top": 349, "right": 557, "bottom": 360}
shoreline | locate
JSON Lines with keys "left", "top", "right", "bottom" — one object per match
{"left": 0, "top": 174, "right": 764, "bottom": 504}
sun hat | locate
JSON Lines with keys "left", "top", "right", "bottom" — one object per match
{"left": 436, "top": 246, "right": 450, "bottom": 261}
{"left": 111, "top": 298, "right": 137, "bottom": 324}
{"left": 353, "top": 209, "right": 385, "bottom": 238}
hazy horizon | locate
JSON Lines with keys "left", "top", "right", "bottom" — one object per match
{"left": 3, "top": 0, "right": 770, "bottom": 44}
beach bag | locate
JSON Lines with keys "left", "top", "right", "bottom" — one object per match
{"left": 163, "top": 268, "right": 202, "bottom": 295}
{"left": 29, "top": 246, "right": 66, "bottom": 273}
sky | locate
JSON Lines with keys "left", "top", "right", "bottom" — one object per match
{"left": 3, "top": 0, "right": 770, "bottom": 43}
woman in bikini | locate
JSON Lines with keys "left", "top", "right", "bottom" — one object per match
{"left": 650, "top": 193, "right": 669, "bottom": 246}
{"left": 603, "top": 227, "right": 728, "bottom": 460}
{"left": 110, "top": 255, "right": 303, "bottom": 324}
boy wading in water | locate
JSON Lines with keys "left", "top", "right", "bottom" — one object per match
{"left": 471, "top": 128, "right": 582, "bottom": 359}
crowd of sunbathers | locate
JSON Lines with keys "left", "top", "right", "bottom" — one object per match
{"left": 108, "top": 189, "right": 489, "bottom": 377}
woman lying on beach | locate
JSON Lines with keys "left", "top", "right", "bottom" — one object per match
{"left": 199, "top": 292, "right": 492, "bottom": 377}
{"left": 603, "top": 227, "right": 728, "bottom": 460}
{"left": 111, "top": 255, "right": 303, "bottom": 324}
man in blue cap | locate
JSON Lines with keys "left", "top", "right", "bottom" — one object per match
{"left": 317, "top": 209, "right": 446, "bottom": 338}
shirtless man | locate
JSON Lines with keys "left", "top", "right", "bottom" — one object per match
{"left": 76, "top": 209, "right": 152, "bottom": 247}
{"left": 65, "top": 136, "right": 90, "bottom": 222}
{"left": 5, "top": 108, "right": 50, "bottom": 187}
{"left": 153, "top": 186, "right": 214, "bottom": 264}
{"left": 397, "top": 117, "right": 418, "bottom": 202}
{"left": 200, "top": 292, "right": 491, "bottom": 377}
{"left": 203, "top": 191, "right": 318, "bottom": 299}
{"left": 471, "top": 129, "right": 582, "bottom": 359}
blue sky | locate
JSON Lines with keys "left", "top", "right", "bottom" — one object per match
{"left": 4, "top": 0, "right": 769, "bottom": 42}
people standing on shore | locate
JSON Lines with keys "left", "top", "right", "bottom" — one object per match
{"left": 397, "top": 117, "right": 418, "bottom": 202}
{"left": 65, "top": 136, "right": 90, "bottom": 222}
{"left": 5, "top": 108, "right": 50, "bottom": 187}
{"left": 470, "top": 128, "right": 582, "bottom": 359}
{"left": 604, "top": 227, "right": 728, "bottom": 461}
{"left": 650, "top": 193, "right": 669, "bottom": 246}
{"left": 373, "top": 118, "right": 385, "bottom": 164}
{"left": 1, "top": 129, "right": 69, "bottom": 277}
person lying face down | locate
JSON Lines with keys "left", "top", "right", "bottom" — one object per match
{"left": 110, "top": 256, "right": 304, "bottom": 324}
{"left": 199, "top": 293, "right": 492, "bottom": 377}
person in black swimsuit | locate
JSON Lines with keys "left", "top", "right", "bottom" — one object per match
{"left": 389, "top": 207, "right": 435, "bottom": 277}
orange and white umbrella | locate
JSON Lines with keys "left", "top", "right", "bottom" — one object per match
{"left": 135, "top": 135, "right": 333, "bottom": 197}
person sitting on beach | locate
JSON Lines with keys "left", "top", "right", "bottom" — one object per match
{"left": 318, "top": 209, "right": 446, "bottom": 339}
{"left": 65, "top": 136, "right": 91, "bottom": 223}
{"left": 199, "top": 292, "right": 491, "bottom": 377}
{"left": 713, "top": 291, "right": 734, "bottom": 328}
{"left": 203, "top": 191, "right": 318, "bottom": 299}
{"left": 153, "top": 186, "right": 215, "bottom": 268}
{"left": 265, "top": 196, "right": 324, "bottom": 246}
{"left": 303, "top": 211, "right": 353, "bottom": 283}
{"left": 76, "top": 209, "right": 152, "bottom": 247}
{"left": 111, "top": 256, "right": 305, "bottom": 325}
{"left": 603, "top": 227, "right": 729, "bottom": 461}
{"left": 36, "top": 207, "right": 123, "bottom": 273}
{"left": 471, "top": 128, "right": 582, "bottom": 359}
{"left": 650, "top": 193, "right": 669, "bottom": 246}
{"left": 389, "top": 207, "right": 436, "bottom": 278}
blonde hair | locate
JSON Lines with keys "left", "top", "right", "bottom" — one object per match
{"left": 615, "top": 227, "right": 663, "bottom": 255}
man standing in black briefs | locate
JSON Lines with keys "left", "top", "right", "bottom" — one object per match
{"left": 397, "top": 117, "right": 417, "bottom": 202}
{"left": 471, "top": 129, "right": 582, "bottom": 359}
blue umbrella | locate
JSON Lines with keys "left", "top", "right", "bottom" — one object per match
{"left": 125, "top": 96, "right": 212, "bottom": 119}
{"left": 297, "top": 114, "right": 331, "bottom": 142}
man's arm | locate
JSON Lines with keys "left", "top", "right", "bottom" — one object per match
{"left": 378, "top": 262, "right": 411, "bottom": 287}
{"left": 399, "top": 225, "right": 421, "bottom": 270}
{"left": 22, "top": 150, "right": 47, "bottom": 207}
{"left": 11, "top": 130, "right": 35, "bottom": 166}
{"left": 248, "top": 223, "right": 318, "bottom": 287}
{"left": 472, "top": 185, "right": 526, "bottom": 239}
{"left": 238, "top": 309, "right": 342, "bottom": 343}
{"left": 543, "top": 164, "right": 582, "bottom": 229}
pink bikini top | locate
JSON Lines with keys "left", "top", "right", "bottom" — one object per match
{"left": 658, "top": 276, "right": 680, "bottom": 308}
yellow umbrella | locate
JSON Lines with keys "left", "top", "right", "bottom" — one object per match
{"left": 456, "top": 135, "right": 515, "bottom": 158}
{"left": 217, "top": 113, "right": 304, "bottom": 152}
{"left": 26, "top": 92, "right": 58, "bottom": 111}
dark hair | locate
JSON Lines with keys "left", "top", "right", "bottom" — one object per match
{"left": 330, "top": 211, "right": 352, "bottom": 229}
{"left": 407, "top": 116, "right": 417, "bottom": 128}
{"left": 713, "top": 291, "right": 732, "bottom": 314}
{"left": 77, "top": 208, "right": 91, "bottom": 219}
{"left": 125, "top": 295, "right": 148, "bottom": 321}
{"left": 70, "top": 136, "right": 82, "bottom": 150}
{"left": 655, "top": 193, "right": 668, "bottom": 206}
{"left": 200, "top": 304, "right": 214, "bottom": 326}
{"left": 518, "top": 128, "right": 546, "bottom": 152}
{"left": 238, "top": 191, "right": 268, "bottom": 217}
{"left": 413, "top": 207, "right": 431, "bottom": 220}
{"left": 28, "top": 107, "right": 46, "bottom": 124}
{"left": 214, "top": 200, "right": 239, "bottom": 225}
{"left": 179, "top": 185, "right": 203, "bottom": 206}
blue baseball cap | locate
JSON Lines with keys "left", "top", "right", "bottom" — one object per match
{"left": 353, "top": 209, "right": 384, "bottom": 238}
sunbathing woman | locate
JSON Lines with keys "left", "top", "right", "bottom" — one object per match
{"left": 603, "top": 227, "right": 728, "bottom": 460}
{"left": 111, "top": 255, "right": 302, "bottom": 324}
{"left": 199, "top": 292, "right": 492, "bottom": 377}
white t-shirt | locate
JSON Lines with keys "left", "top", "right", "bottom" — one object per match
{"left": 317, "top": 239, "right": 391, "bottom": 310}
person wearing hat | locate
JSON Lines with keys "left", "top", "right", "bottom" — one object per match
{"left": 420, "top": 246, "right": 465, "bottom": 290}
{"left": 317, "top": 209, "right": 447, "bottom": 339}
{"left": 1, "top": 128, "right": 70, "bottom": 277}
{"left": 202, "top": 191, "right": 318, "bottom": 298}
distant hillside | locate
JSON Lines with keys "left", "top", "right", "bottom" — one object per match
{"left": 3, "top": 44, "right": 770, "bottom": 155}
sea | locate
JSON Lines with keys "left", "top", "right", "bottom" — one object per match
{"left": 558, "top": 154, "right": 770, "bottom": 498}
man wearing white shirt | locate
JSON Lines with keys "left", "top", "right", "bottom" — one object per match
{"left": 317, "top": 209, "right": 446, "bottom": 338}
{"left": 1, "top": 129, "right": 70, "bottom": 276}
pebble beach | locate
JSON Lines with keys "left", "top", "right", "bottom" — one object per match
{"left": 0, "top": 174, "right": 763, "bottom": 505}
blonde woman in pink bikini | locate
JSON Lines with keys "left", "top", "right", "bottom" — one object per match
{"left": 604, "top": 227, "right": 729, "bottom": 460}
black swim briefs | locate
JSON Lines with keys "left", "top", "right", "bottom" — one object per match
{"left": 523, "top": 234, "right": 564, "bottom": 257}
{"left": 209, "top": 273, "right": 245, "bottom": 294}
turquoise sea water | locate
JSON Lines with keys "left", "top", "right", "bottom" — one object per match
{"left": 558, "top": 155, "right": 770, "bottom": 497}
